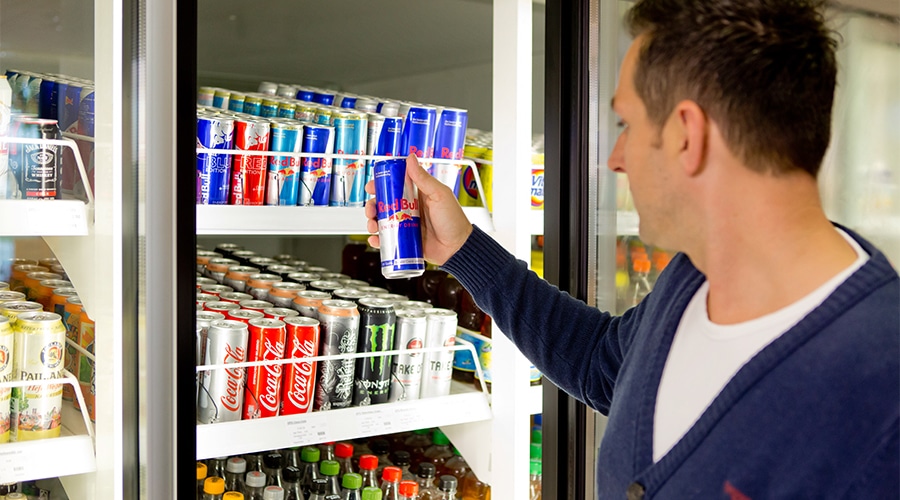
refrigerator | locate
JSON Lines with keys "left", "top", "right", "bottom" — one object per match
{"left": 542, "top": 0, "right": 899, "bottom": 498}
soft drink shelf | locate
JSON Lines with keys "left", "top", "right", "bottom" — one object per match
{"left": 196, "top": 379, "right": 491, "bottom": 460}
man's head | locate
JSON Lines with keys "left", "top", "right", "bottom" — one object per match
{"left": 624, "top": 0, "right": 838, "bottom": 177}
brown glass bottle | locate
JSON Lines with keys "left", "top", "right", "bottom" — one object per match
{"left": 341, "top": 236, "right": 369, "bottom": 279}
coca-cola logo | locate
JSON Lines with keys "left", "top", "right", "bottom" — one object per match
{"left": 285, "top": 337, "right": 316, "bottom": 411}
{"left": 219, "top": 344, "right": 245, "bottom": 413}
{"left": 258, "top": 338, "right": 285, "bottom": 412}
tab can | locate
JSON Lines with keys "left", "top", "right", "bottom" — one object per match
{"left": 329, "top": 111, "right": 367, "bottom": 207}
{"left": 267, "top": 282, "right": 307, "bottom": 309}
{"left": 11, "top": 311, "right": 65, "bottom": 441}
{"left": 299, "top": 124, "right": 334, "bottom": 206}
{"left": 197, "top": 114, "right": 235, "bottom": 205}
{"left": 312, "top": 90, "right": 336, "bottom": 106}
{"left": 243, "top": 95, "right": 263, "bottom": 116}
{"left": 227, "top": 309, "right": 265, "bottom": 325}
{"left": 314, "top": 299, "right": 360, "bottom": 411}
{"left": 0, "top": 316, "right": 13, "bottom": 443}
{"left": 353, "top": 298, "right": 396, "bottom": 405}
{"left": 388, "top": 309, "right": 427, "bottom": 402}
{"left": 230, "top": 117, "right": 270, "bottom": 205}
{"left": 419, "top": 308, "right": 457, "bottom": 399}
{"left": 198, "top": 319, "right": 249, "bottom": 424}
{"left": 243, "top": 318, "right": 286, "bottom": 419}
{"left": 291, "top": 290, "right": 331, "bottom": 318}
{"left": 263, "top": 308, "right": 299, "bottom": 321}
{"left": 266, "top": 121, "right": 303, "bottom": 206}
{"left": 432, "top": 108, "right": 468, "bottom": 196}
{"left": 373, "top": 158, "right": 425, "bottom": 278}
{"left": 280, "top": 316, "right": 320, "bottom": 415}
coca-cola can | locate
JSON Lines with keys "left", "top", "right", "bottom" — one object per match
{"left": 280, "top": 316, "right": 320, "bottom": 415}
{"left": 223, "top": 266, "right": 260, "bottom": 292}
{"left": 263, "top": 307, "right": 300, "bottom": 321}
{"left": 205, "top": 301, "right": 241, "bottom": 315}
{"left": 227, "top": 309, "right": 265, "bottom": 325}
{"left": 218, "top": 291, "right": 254, "bottom": 304}
{"left": 239, "top": 299, "right": 275, "bottom": 312}
{"left": 267, "top": 282, "right": 306, "bottom": 308}
{"left": 200, "top": 284, "right": 234, "bottom": 298}
{"left": 388, "top": 309, "right": 427, "bottom": 402}
{"left": 196, "top": 276, "right": 218, "bottom": 289}
{"left": 196, "top": 311, "right": 226, "bottom": 402}
{"left": 291, "top": 290, "right": 331, "bottom": 318}
{"left": 420, "top": 308, "right": 457, "bottom": 399}
{"left": 243, "top": 318, "right": 286, "bottom": 419}
{"left": 314, "top": 299, "right": 360, "bottom": 411}
{"left": 198, "top": 319, "right": 249, "bottom": 424}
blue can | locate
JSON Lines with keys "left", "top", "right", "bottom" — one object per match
{"left": 399, "top": 105, "right": 437, "bottom": 171}
{"left": 59, "top": 81, "right": 83, "bottom": 134}
{"left": 38, "top": 77, "right": 56, "bottom": 119}
{"left": 228, "top": 92, "right": 246, "bottom": 113}
{"left": 330, "top": 111, "right": 368, "bottom": 207}
{"left": 266, "top": 121, "right": 303, "bottom": 206}
{"left": 373, "top": 158, "right": 425, "bottom": 279}
{"left": 243, "top": 95, "right": 263, "bottom": 116}
{"left": 299, "top": 124, "right": 335, "bottom": 206}
{"left": 432, "top": 108, "right": 468, "bottom": 196}
{"left": 295, "top": 87, "right": 316, "bottom": 102}
{"left": 336, "top": 94, "right": 357, "bottom": 109}
{"left": 212, "top": 89, "right": 230, "bottom": 110}
{"left": 196, "top": 114, "right": 235, "bottom": 205}
{"left": 312, "top": 90, "right": 336, "bottom": 106}
{"left": 365, "top": 115, "right": 402, "bottom": 188}
{"left": 51, "top": 80, "right": 68, "bottom": 122}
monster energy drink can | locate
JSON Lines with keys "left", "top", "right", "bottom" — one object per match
{"left": 314, "top": 299, "right": 359, "bottom": 411}
{"left": 353, "top": 298, "right": 396, "bottom": 406}
{"left": 388, "top": 309, "right": 427, "bottom": 403}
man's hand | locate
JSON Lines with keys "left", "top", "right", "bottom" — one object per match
{"left": 365, "top": 154, "right": 473, "bottom": 266}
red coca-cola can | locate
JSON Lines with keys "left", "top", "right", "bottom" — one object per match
{"left": 281, "top": 316, "right": 320, "bottom": 415}
{"left": 243, "top": 318, "right": 286, "bottom": 419}
{"left": 227, "top": 309, "right": 265, "bottom": 325}
{"left": 230, "top": 117, "right": 270, "bottom": 205}
{"left": 198, "top": 319, "right": 249, "bottom": 424}
{"left": 263, "top": 307, "right": 300, "bottom": 321}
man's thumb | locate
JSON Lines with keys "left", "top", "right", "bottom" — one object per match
{"left": 405, "top": 154, "right": 444, "bottom": 196}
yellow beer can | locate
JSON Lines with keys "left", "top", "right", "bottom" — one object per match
{"left": 0, "top": 316, "right": 13, "bottom": 443}
{"left": 11, "top": 311, "right": 66, "bottom": 442}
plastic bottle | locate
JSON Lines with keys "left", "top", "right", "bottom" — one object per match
{"left": 300, "top": 446, "right": 323, "bottom": 496}
{"left": 359, "top": 454, "right": 380, "bottom": 489}
{"left": 390, "top": 451, "right": 416, "bottom": 482}
{"left": 460, "top": 470, "right": 488, "bottom": 500}
{"left": 442, "top": 448, "right": 469, "bottom": 484}
{"left": 404, "top": 429, "right": 433, "bottom": 469}
{"left": 341, "top": 473, "right": 364, "bottom": 500}
{"left": 263, "top": 452, "right": 285, "bottom": 488}
{"left": 436, "top": 476, "right": 457, "bottom": 500}
{"left": 423, "top": 430, "right": 453, "bottom": 473}
{"left": 282, "top": 466, "right": 303, "bottom": 500}
{"left": 203, "top": 477, "right": 226, "bottom": 500}
{"left": 388, "top": 431, "right": 412, "bottom": 454}
{"left": 336, "top": 442, "right": 356, "bottom": 475}
{"left": 225, "top": 457, "right": 247, "bottom": 494}
{"left": 380, "top": 466, "right": 402, "bottom": 500}
{"left": 415, "top": 463, "right": 439, "bottom": 500}
{"left": 362, "top": 487, "right": 383, "bottom": 500}
{"left": 245, "top": 471, "right": 267, "bottom": 500}
{"left": 320, "top": 459, "right": 342, "bottom": 496}
{"left": 399, "top": 481, "right": 419, "bottom": 500}
{"left": 437, "top": 274, "right": 463, "bottom": 312}
{"left": 530, "top": 443, "right": 542, "bottom": 464}
{"left": 307, "top": 478, "right": 329, "bottom": 500}
{"left": 416, "top": 269, "right": 445, "bottom": 304}
{"left": 263, "top": 485, "right": 285, "bottom": 500}
{"left": 198, "top": 462, "right": 209, "bottom": 500}
{"left": 223, "top": 492, "right": 244, "bottom": 500}
{"left": 370, "top": 438, "right": 392, "bottom": 477}
{"left": 630, "top": 257, "right": 652, "bottom": 307}
{"left": 529, "top": 460, "right": 542, "bottom": 500}
{"left": 319, "top": 442, "right": 337, "bottom": 463}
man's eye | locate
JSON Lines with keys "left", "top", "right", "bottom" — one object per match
{"left": 616, "top": 120, "right": 627, "bottom": 130}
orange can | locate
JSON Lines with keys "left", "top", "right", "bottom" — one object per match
{"left": 9, "top": 265, "right": 48, "bottom": 293}
{"left": 62, "top": 297, "right": 84, "bottom": 401}
{"left": 38, "top": 257, "right": 59, "bottom": 270}
{"left": 50, "top": 287, "right": 79, "bottom": 318}
{"left": 73, "top": 306, "right": 95, "bottom": 421}
{"left": 22, "top": 272, "right": 62, "bottom": 303}
{"left": 34, "top": 279, "right": 73, "bottom": 310}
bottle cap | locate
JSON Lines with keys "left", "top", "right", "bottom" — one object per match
{"left": 390, "top": 450, "right": 411, "bottom": 466}
{"left": 413, "top": 428, "right": 430, "bottom": 435}
{"left": 531, "top": 430, "right": 543, "bottom": 444}
{"left": 196, "top": 462, "right": 208, "bottom": 480}
{"left": 226, "top": 457, "right": 247, "bottom": 473}
{"left": 399, "top": 480, "right": 419, "bottom": 497}
{"left": 381, "top": 466, "right": 402, "bottom": 483}
{"left": 534, "top": 413, "right": 542, "bottom": 427}
{"left": 311, "top": 478, "right": 328, "bottom": 494}
{"left": 245, "top": 471, "right": 266, "bottom": 487}
{"left": 301, "top": 446, "right": 321, "bottom": 463}
{"left": 359, "top": 454, "right": 378, "bottom": 471}
{"left": 263, "top": 452, "right": 283, "bottom": 469}
{"left": 432, "top": 429, "right": 449, "bottom": 446}
{"left": 342, "top": 472, "right": 363, "bottom": 490}
{"left": 370, "top": 438, "right": 390, "bottom": 455}
{"left": 204, "top": 477, "right": 225, "bottom": 495}
{"left": 335, "top": 442, "right": 354, "bottom": 458}
{"left": 263, "top": 486, "right": 285, "bottom": 500}
{"left": 530, "top": 459, "right": 543, "bottom": 476}
{"left": 320, "top": 459, "right": 340, "bottom": 477}
{"left": 439, "top": 475, "right": 458, "bottom": 492}
{"left": 283, "top": 465, "right": 302, "bottom": 482}
{"left": 530, "top": 443, "right": 542, "bottom": 460}
{"left": 417, "top": 462, "right": 436, "bottom": 478}
{"left": 361, "top": 487, "right": 383, "bottom": 500}
{"left": 223, "top": 493, "right": 244, "bottom": 500}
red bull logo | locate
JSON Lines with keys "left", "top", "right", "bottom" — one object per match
{"left": 376, "top": 197, "right": 419, "bottom": 218}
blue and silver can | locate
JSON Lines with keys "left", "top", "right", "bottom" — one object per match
{"left": 330, "top": 110, "right": 367, "bottom": 207}
{"left": 354, "top": 98, "right": 379, "bottom": 113}
{"left": 260, "top": 98, "right": 280, "bottom": 119}
{"left": 314, "top": 106, "right": 334, "bottom": 126}
{"left": 432, "top": 108, "right": 468, "bottom": 196}
{"left": 336, "top": 94, "right": 357, "bottom": 109}
{"left": 227, "top": 92, "right": 246, "bottom": 113}
{"left": 277, "top": 101, "right": 297, "bottom": 120}
{"left": 295, "top": 87, "right": 316, "bottom": 102}
{"left": 265, "top": 120, "right": 303, "bottom": 206}
{"left": 312, "top": 90, "right": 336, "bottom": 106}
{"left": 196, "top": 114, "right": 235, "bottom": 205}
{"left": 399, "top": 105, "right": 437, "bottom": 173}
{"left": 373, "top": 158, "right": 425, "bottom": 279}
{"left": 299, "top": 124, "right": 335, "bottom": 206}
{"left": 365, "top": 114, "right": 402, "bottom": 189}
{"left": 243, "top": 95, "right": 263, "bottom": 116}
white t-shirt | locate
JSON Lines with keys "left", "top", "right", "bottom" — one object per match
{"left": 652, "top": 229, "right": 869, "bottom": 462}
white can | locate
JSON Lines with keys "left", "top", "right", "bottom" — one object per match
{"left": 388, "top": 309, "right": 427, "bottom": 402}
{"left": 419, "top": 308, "right": 457, "bottom": 399}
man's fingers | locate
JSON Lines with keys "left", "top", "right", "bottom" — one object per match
{"left": 365, "top": 179, "right": 375, "bottom": 195}
{"left": 367, "top": 217, "right": 378, "bottom": 235}
{"left": 367, "top": 234, "right": 380, "bottom": 249}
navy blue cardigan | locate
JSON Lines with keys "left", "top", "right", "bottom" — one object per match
{"left": 443, "top": 226, "right": 899, "bottom": 499}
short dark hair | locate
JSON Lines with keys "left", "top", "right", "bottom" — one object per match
{"left": 625, "top": 0, "right": 839, "bottom": 177}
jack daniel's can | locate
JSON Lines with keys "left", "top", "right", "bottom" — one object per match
{"left": 353, "top": 298, "right": 396, "bottom": 406}
{"left": 18, "top": 118, "right": 62, "bottom": 200}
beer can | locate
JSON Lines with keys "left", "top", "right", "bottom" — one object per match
{"left": 227, "top": 92, "right": 246, "bottom": 113}
{"left": 0, "top": 292, "right": 26, "bottom": 305}
{"left": 0, "top": 283, "right": 8, "bottom": 292}
{"left": 237, "top": 300, "right": 273, "bottom": 313}
{"left": 205, "top": 301, "right": 241, "bottom": 315}
{"left": 420, "top": 308, "right": 457, "bottom": 399}
{"left": 298, "top": 124, "right": 334, "bottom": 207}
{"left": 33, "top": 279, "right": 71, "bottom": 310}
{"left": 373, "top": 158, "right": 425, "bottom": 278}
{"left": 266, "top": 121, "right": 303, "bottom": 206}
{"left": 243, "top": 318, "right": 286, "bottom": 419}
{"left": 276, "top": 84, "right": 298, "bottom": 99}
{"left": 266, "top": 265, "right": 299, "bottom": 282}
{"left": 197, "top": 114, "right": 235, "bottom": 205}
{"left": 333, "top": 288, "right": 372, "bottom": 304}
{"left": 312, "top": 90, "right": 336, "bottom": 106}
{"left": 212, "top": 89, "right": 231, "bottom": 110}
{"left": 330, "top": 110, "right": 368, "bottom": 207}
{"left": 309, "top": 280, "right": 343, "bottom": 294}
{"left": 9, "top": 265, "right": 47, "bottom": 294}
{"left": 246, "top": 274, "right": 282, "bottom": 301}
{"left": 295, "top": 102, "right": 318, "bottom": 123}
{"left": 432, "top": 108, "right": 468, "bottom": 196}
{"left": 23, "top": 271, "right": 62, "bottom": 301}
{"left": 198, "top": 319, "right": 249, "bottom": 424}
{"left": 0, "top": 316, "right": 13, "bottom": 443}
{"left": 395, "top": 300, "right": 434, "bottom": 312}
{"left": 218, "top": 292, "right": 254, "bottom": 304}
{"left": 267, "top": 282, "right": 306, "bottom": 309}
{"left": 260, "top": 98, "right": 280, "bottom": 119}
{"left": 314, "top": 299, "right": 360, "bottom": 411}
{"left": 295, "top": 87, "right": 316, "bottom": 102}
{"left": 353, "top": 298, "right": 396, "bottom": 406}
{"left": 243, "top": 95, "right": 263, "bottom": 116}
{"left": 263, "top": 308, "right": 299, "bottom": 321}
{"left": 388, "top": 309, "right": 427, "bottom": 402}
{"left": 19, "top": 118, "right": 63, "bottom": 199}
{"left": 227, "top": 309, "right": 265, "bottom": 325}
{"left": 11, "top": 311, "right": 66, "bottom": 441}
{"left": 230, "top": 117, "right": 270, "bottom": 206}
{"left": 1, "top": 301, "right": 44, "bottom": 325}
{"left": 280, "top": 316, "right": 320, "bottom": 415}
{"left": 291, "top": 290, "right": 331, "bottom": 318}
{"left": 200, "top": 284, "right": 234, "bottom": 298}
{"left": 205, "top": 258, "right": 240, "bottom": 284}
{"left": 354, "top": 98, "right": 379, "bottom": 113}
{"left": 399, "top": 105, "right": 437, "bottom": 172}
{"left": 287, "top": 272, "right": 321, "bottom": 287}
{"left": 223, "top": 266, "right": 260, "bottom": 293}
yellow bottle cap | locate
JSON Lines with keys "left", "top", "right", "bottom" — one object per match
{"left": 204, "top": 476, "right": 225, "bottom": 495}
{"left": 196, "top": 462, "right": 208, "bottom": 480}
{"left": 223, "top": 492, "right": 245, "bottom": 500}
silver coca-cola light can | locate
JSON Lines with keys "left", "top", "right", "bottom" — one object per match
{"left": 198, "top": 319, "right": 249, "bottom": 424}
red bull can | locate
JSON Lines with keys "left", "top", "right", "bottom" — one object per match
{"left": 378, "top": 101, "right": 400, "bottom": 118}
{"left": 335, "top": 93, "right": 357, "bottom": 109}
{"left": 258, "top": 82, "right": 278, "bottom": 95}
{"left": 354, "top": 98, "right": 379, "bottom": 113}
{"left": 373, "top": 158, "right": 425, "bottom": 279}
{"left": 260, "top": 98, "right": 280, "bottom": 119}
{"left": 230, "top": 117, "right": 270, "bottom": 206}
{"left": 295, "top": 87, "right": 316, "bottom": 102}
{"left": 432, "top": 108, "right": 468, "bottom": 197}
{"left": 295, "top": 102, "right": 318, "bottom": 123}
{"left": 197, "top": 113, "right": 235, "bottom": 205}
{"left": 399, "top": 106, "right": 437, "bottom": 173}
{"left": 330, "top": 110, "right": 368, "bottom": 207}
{"left": 277, "top": 101, "right": 297, "bottom": 120}
{"left": 367, "top": 115, "right": 403, "bottom": 190}
{"left": 227, "top": 92, "right": 246, "bottom": 113}
{"left": 312, "top": 90, "right": 336, "bottom": 106}
{"left": 212, "top": 89, "right": 230, "bottom": 110}
{"left": 299, "top": 124, "right": 334, "bottom": 206}
{"left": 314, "top": 106, "right": 334, "bottom": 126}
{"left": 276, "top": 84, "right": 298, "bottom": 98}
{"left": 197, "top": 87, "right": 216, "bottom": 107}
{"left": 266, "top": 121, "right": 303, "bottom": 206}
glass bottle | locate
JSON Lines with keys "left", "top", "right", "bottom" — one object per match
{"left": 198, "top": 462, "right": 209, "bottom": 500}
{"left": 307, "top": 478, "right": 329, "bottom": 500}
{"left": 390, "top": 451, "right": 416, "bottom": 482}
{"left": 529, "top": 459, "right": 542, "bottom": 500}
{"left": 443, "top": 449, "right": 469, "bottom": 484}
{"left": 436, "top": 476, "right": 457, "bottom": 500}
{"left": 399, "top": 481, "right": 419, "bottom": 500}
{"left": 361, "top": 487, "right": 383, "bottom": 500}
{"left": 423, "top": 430, "right": 453, "bottom": 474}
{"left": 319, "top": 442, "right": 336, "bottom": 463}
{"left": 225, "top": 457, "right": 247, "bottom": 494}
{"left": 245, "top": 453, "right": 264, "bottom": 473}
{"left": 299, "top": 446, "right": 323, "bottom": 496}
{"left": 245, "top": 471, "right": 267, "bottom": 500}
{"left": 417, "top": 269, "right": 445, "bottom": 304}
{"left": 203, "top": 477, "right": 226, "bottom": 500}
{"left": 341, "top": 472, "right": 364, "bottom": 500}
{"left": 437, "top": 274, "right": 463, "bottom": 312}
{"left": 380, "top": 466, "right": 402, "bottom": 500}
{"left": 262, "top": 485, "right": 285, "bottom": 500}
{"left": 283, "top": 448, "right": 301, "bottom": 469}
{"left": 320, "top": 459, "right": 342, "bottom": 496}
{"left": 263, "top": 452, "right": 285, "bottom": 488}
{"left": 369, "top": 438, "right": 392, "bottom": 477}
{"left": 335, "top": 442, "right": 356, "bottom": 476}
{"left": 358, "top": 454, "right": 380, "bottom": 489}
{"left": 415, "top": 463, "right": 439, "bottom": 500}
{"left": 209, "top": 457, "right": 229, "bottom": 480}
{"left": 404, "top": 429, "right": 433, "bottom": 470}
{"left": 460, "top": 470, "right": 488, "bottom": 500}
{"left": 282, "top": 466, "right": 303, "bottom": 500}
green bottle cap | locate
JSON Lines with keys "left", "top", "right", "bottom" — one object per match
{"left": 414, "top": 428, "right": 431, "bottom": 435}
{"left": 432, "top": 429, "right": 449, "bottom": 446}
{"left": 361, "top": 487, "right": 383, "bottom": 500}
{"left": 530, "top": 459, "right": 542, "bottom": 476}
{"left": 530, "top": 443, "right": 542, "bottom": 460}
{"left": 301, "top": 446, "right": 321, "bottom": 463}
{"left": 320, "top": 459, "right": 340, "bottom": 477}
{"left": 342, "top": 472, "right": 363, "bottom": 490}
{"left": 531, "top": 430, "right": 543, "bottom": 444}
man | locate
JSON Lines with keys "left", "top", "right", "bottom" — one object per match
{"left": 366, "top": 0, "right": 899, "bottom": 497}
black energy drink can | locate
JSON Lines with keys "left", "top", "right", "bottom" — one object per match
{"left": 353, "top": 298, "right": 396, "bottom": 406}
{"left": 314, "top": 299, "right": 359, "bottom": 411}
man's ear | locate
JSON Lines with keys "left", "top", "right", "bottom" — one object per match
{"left": 671, "top": 100, "right": 707, "bottom": 177}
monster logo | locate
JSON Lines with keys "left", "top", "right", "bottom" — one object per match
{"left": 367, "top": 323, "right": 395, "bottom": 374}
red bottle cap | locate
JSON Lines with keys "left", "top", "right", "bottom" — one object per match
{"left": 382, "top": 466, "right": 402, "bottom": 483}
{"left": 335, "top": 442, "right": 354, "bottom": 459}
{"left": 359, "top": 454, "right": 378, "bottom": 471}
{"left": 399, "top": 480, "right": 419, "bottom": 496}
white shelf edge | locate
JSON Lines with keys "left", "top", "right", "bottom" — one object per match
{"left": 0, "top": 432, "right": 97, "bottom": 483}
{"left": 0, "top": 200, "right": 91, "bottom": 236}
{"left": 528, "top": 384, "right": 543, "bottom": 415}
{"left": 529, "top": 209, "right": 543, "bottom": 235}
{"left": 196, "top": 381, "right": 491, "bottom": 460}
